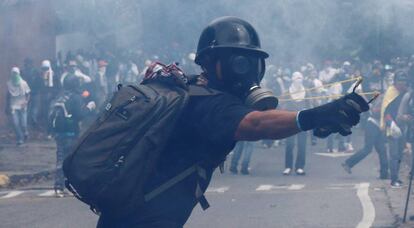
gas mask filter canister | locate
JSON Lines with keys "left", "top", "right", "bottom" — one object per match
{"left": 220, "top": 53, "right": 278, "bottom": 111}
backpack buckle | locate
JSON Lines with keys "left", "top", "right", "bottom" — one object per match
{"left": 105, "top": 103, "right": 112, "bottom": 111}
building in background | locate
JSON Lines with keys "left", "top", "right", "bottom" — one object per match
{"left": 0, "top": 0, "right": 56, "bottom": 127}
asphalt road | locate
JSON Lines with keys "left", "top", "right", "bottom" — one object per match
{"left": 0, "top": 135, "right": 397, "bottom": 228}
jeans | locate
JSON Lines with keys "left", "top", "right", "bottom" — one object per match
{"left": 28, "top": 94, "right": 41, "bottom": 128}
{"left": 389, "top": 136, "right": 405, "bottom": 182}
{"left": 345, "top": 121, "right": 388, "bottom": 178}
{"left": 54, "top": 134, "right": 76, "bottom": 190}
{"left": 285, "top": 132, "right": 307, "bottom": 169}
{"left": 327, "top": 134, "right": 346, "bottom": 151}
{"left": 11, "top": 108, "right": 28, "bottom": 143}
{"left": 231, "top": 142, "right": 253, "bottom": 170}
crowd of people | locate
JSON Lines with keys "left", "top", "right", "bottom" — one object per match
{"left": 5, "top": 49, "right": 198, "bottom": 141}
{"left": 5, "top": 48, "right": 414, "bottom": 190}
{"left": 229, "top": 56, "right": 414, "bottom": 188}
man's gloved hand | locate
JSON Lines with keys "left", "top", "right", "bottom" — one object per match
{"left": 297, "top": 93, "right": 369, "bottom": 138}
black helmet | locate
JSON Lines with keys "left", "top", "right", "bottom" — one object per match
{"left": 63, "top": 75, "right": 81, "bottom": 92}
{"left": 195, "top": 16, "right": 269, "bottom": 65}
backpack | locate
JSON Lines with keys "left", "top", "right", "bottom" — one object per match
{"left": 62, "top": 63, "right": 219, "bottom": 216}
{"left": 48, "top": 92, "right": 75, "bottom": 133}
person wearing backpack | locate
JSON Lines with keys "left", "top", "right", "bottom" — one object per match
{"left": 51, "top": 75, "right": 96, "bottom": 197}
{"left": 61, "top": 17, "right": 370, "bottom": 228}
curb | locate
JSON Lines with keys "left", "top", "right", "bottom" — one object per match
{"left": 386, "top": 150, "right": 414, "bottom": 227}
{"left": 0, "top": 170, "right": 55, "bottom": 189}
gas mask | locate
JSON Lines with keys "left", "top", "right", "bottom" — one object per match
{"left": 217, "top": 51, "right": 278, "bottom": 111}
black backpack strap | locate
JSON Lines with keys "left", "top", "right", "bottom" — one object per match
{"left": 144, "top": 164, "right": 210, "bottom": 210}
{"left": 188, "top": 85, "right": 222, "bottom": 97}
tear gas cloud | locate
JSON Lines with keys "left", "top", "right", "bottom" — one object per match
{"left": 6, "top": 0, "right": 414, "bottom": 66}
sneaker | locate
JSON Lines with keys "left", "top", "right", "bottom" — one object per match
{"left": 283, "top": 168, "right": 292, "bottom": 175}
{"left": 241, "top": 167, "right": 250, "bottom": 175}
{"left": 327, "top": 149, "right": 333, "bottom": 153}
{"left": 55, "top": 189, "right": 65, "bottom": 198}
{"left": 332, "top": 149, "right": 338, "bottom": 153}
{"left": 229, "top": 166, "right": 238, "bottom": 175}
{"left": 346, "top": 143, "right": 354, "bottom": 152}
{"left": 391, "top": 181, "right": 403, "bottom": 188}
{"left": 296, "top": 168, "right": 306, "bottom": 175}
{"left": 341, "top": 163, "right": 352, "bottom": 174}
{"left": 396, "top": 180, "right": 404, "bottom": 185}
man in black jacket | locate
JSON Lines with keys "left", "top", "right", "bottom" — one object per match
{"left": 97, "top": 16, "right": 369, "bottom": 228}
{"left": 52, "top": 75, "right": 96, "bottom": 197}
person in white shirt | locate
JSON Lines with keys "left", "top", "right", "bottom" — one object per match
{"left": 319, "top": 60, "right": 340, "bottom": 84}
{"left": 6, "top": 67, "right": 31, "bottom": 145}
{"left": 60, "top": 60, "right": 92, "bottom": 86}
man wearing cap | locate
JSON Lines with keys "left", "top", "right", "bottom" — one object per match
{"left": 6, "top": 67, "right": 31, "bottom": 145}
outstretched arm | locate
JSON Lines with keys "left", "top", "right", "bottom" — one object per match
{"left": 235, "top": 92, "right": 370, "bottom": 141}
{"left": 235, "top": 110, "right": 300, "bottom": 141}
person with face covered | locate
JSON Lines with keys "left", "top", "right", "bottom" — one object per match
{"left": 97, "top": 17, "right": 370, "bottom": 228}
{"left": 6, "top": 67, "right": 31, "bottom": 145}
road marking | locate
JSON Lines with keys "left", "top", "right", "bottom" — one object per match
{"left": 287, "top": 184, "right": 305, "bottom": 190}
{"left": 256, "top": 185, "right": 287, "bottom": 191}
{"left": 327, "top": 183, "right": 359, "bottom": 190}
{"left": 314, "top": 152, "right": 354, "bottom": 158}
{"left": 206, "top": 186, "right": 229, "bottom": 193}
{"left": 0, "top": 190, "right": 24, "bottom": 199}
{"left": 38, "top": 190, "right": 56, "bottom": 197}
{"left": 355, "top": 183, "right": 375, "bottom": 228}
{"left": 256, "top": 184, "right": 305, "bottom": 191}
{"left": 330, "top": 183, "right": 359, "bottom": 187}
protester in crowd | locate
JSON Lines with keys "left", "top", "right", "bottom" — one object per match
{"left": 60, "top": 60, "right": 92, "bottom": 86}
{"left": 324, "top": 66, "right": 346, "bottom": 153}
{"left": 319, "top": 60, "right": 340, "bottom": 84}
{"left": 381, "top": 70, "right": 410, "bottom": 188}
{"left": 303, "top": 65, "right": 325, "bottom": 145}
{"left": 230, "top": 141, "right": 254, "bottom": 175}
{"left": 21, "top": 58, "right": 40, "bottom": 128}
{"left": 6, "top": 67, "right": 31, "bottom": 146}
{"left": 283, "top": 72, "right": 308, "bottom": 175}
{"left": 50, "top": 75, "right": 96, "bottom": 197}
{"left": 342, "top": 95, "right": 388, "bottom": 179}
{"left": 120, "top": 59, "right": 140, "bottom": 85}
{"left": 92, "top": 60, "right": 110, "bottom": 109}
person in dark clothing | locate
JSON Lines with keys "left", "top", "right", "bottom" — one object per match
{"left": 52, "top": 75, "right": 96, "bottom": 197}
{"left": 97, "top": 17, "right": 369, "bottom": 227}
{"left": 342, "top": 96, "right": 389, "bottom": 179}
{"left": 230, "top": 141, "right": 254, "bottom": 175}
{"left": 381, "top": 71, "right": 409, "bottom": 188}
